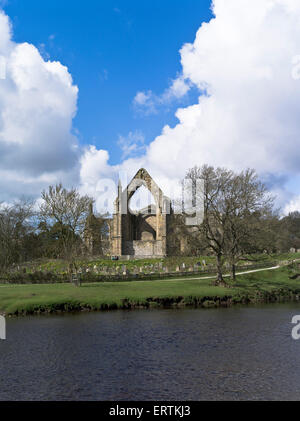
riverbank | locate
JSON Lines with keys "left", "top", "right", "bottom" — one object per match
{"left": 1, "top": 264, "right": 300, "bottom": 316}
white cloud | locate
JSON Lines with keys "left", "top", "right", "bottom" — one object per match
{"left": 145, "top": 0, "right": 300, "bottom": 175}
{"left": 117, "top": 130, "right": 146, "bottom": 159}
{"left": 125, "top": 0, "right": 300, "bottom": 213}
{"left": 0, "top": 10, "right": 79, "bottom": 202}
{"left": 163, "top": 76, "right": 190, "bottom": 100}
{"left": 133, "top": 90, "right": 157, "bottom": 115}
{"left": 133, "top": 75, "right": 191, "bottom": 115}
{"left": 79, "top": 146, "right": 113, "bottom": 187}
{"left": 1, "top": 2, "right": 300, "bottom": 216}
{"left": 284, "top": 196, "right": 300, "bottom": 214}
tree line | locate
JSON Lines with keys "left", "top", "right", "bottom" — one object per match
{"left": 0, "top": 184, "right": 106, "bottom": 274}
{"left": 0, "top": 166, "right": 299, "bottom": 283}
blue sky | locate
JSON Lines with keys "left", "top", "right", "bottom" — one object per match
{"left": 0, "top": 0, "right": 300, "bottom": 214}
{"left": 3, "top": 0, "right": 212, "bottom": 164}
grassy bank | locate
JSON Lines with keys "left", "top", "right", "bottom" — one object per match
{"left": 1, "top": 264, "right": 300, "bottom": 316}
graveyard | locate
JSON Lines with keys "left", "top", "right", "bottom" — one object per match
{"left": 1, "top": 251, "right": 299, "bottom": 285}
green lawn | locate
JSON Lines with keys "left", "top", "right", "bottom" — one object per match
{"left": 1, "top": 264, "right": 300, "bottom": 315}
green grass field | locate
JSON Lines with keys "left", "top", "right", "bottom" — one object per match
{"left": 1, "top": 264, "right": 300, "bottom": 315}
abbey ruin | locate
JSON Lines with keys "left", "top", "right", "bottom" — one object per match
{"left": 85, "top": 168, "right": 190, "bottom": 258}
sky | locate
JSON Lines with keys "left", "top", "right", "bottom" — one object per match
{"left": 0, "top": 0, "right": 300, "bottom": 214}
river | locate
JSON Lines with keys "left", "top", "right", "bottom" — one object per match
{"left": 1, "top": 304, "right": 300, "bottom": 401}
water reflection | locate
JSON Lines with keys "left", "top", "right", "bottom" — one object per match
{"left": 0, "top": 305, "right": 300, "bottom": 400}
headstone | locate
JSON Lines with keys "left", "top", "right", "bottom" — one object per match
{"left": 176, "top": 266, "right": 180, "bottom": 272}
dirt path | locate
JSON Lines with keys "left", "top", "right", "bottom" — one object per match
{"left": 150, "top": 265, "right": 281, "bottom": 283}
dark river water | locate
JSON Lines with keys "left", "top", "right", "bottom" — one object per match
{"left": 1, "top": 304, "right": 300, "bottom": 401}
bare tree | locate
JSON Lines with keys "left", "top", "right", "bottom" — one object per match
{"left": 40, "top": 184, "right": 93, "bottom": 283}
{"left": 185, "top": 165, "right": 274, "bottom": 284}
{"left": 222, "top": 169, "right": 274, "bottom": 281}
{"left": 185, "top": 165, "right": 234, "bottom": 283}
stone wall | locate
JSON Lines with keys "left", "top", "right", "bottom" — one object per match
{"left": 123, "top": 240, "right": 164, "bottom": 257}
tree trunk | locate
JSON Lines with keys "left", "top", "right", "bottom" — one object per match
{"left": 231, "top": 263, "right": 236, "bottom": 283}
{"left": 216, "top": 253, "right": 224, "bottom": 282}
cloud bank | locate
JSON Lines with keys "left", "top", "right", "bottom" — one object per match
{"left": 1, "top": 1, "right": 300, "bottom": 214}
{"left": 123, "top": 0, "right": 300, "bottom": 211}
